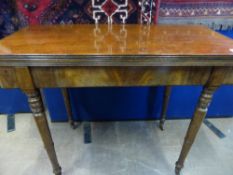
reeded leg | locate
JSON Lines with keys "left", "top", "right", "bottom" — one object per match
{"left": 61, "top": 88, "right": 77, "bottom": 129}
{"left": 25, "top": 89, "right": 62, "bottom": 175}
{"left": 175, "top": 85, "right": 218, "bottom": 175}
{"left": 159, "top": 86, "right": 171, "bottom": 130}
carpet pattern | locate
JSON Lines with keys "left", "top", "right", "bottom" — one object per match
{"left": 1, "top": 0, "right": 233, "bottom": 39}
{"left": 0, "top": 0, "right": 158, "bottom": 39}
{"left": 0, "top": 0, "right": 20, "bottom": 39}
{"left": 16, "top": 0, "right": 159, "bottom": 25}
{"left": 159, "top": 0, "right": 233, "bottom": 30}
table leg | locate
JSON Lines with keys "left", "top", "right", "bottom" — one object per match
{"left": 175, "top": 85, "right": 218, "bottom": 175}
{"left": 24, "top": 89, "right": 62, "bottom": 175}
{"left": 61, "top": 88, "right": 77, "bottom": 129}
{"left": 159, "top": 86, "right": 171, "bottom": 130}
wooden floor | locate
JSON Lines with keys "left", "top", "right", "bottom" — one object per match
{"left": 0, "top": 114, "right": 232, "bottom": 175}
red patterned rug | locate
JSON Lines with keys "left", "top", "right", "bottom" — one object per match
{"left": 1, "top": 0, "right": 233, "bottom": 39}
{"left": 1, "top": 0, "right": 160, "bottom": 39}
{"left": 158, "top": 0, "right": 233, "bottom": 30}
{"left": 16, "top": 0, "right": 159, "bottom": 25}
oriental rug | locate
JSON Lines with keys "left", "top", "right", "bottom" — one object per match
{"left": 158, "top": 0, "right": 233, "bottom": 30}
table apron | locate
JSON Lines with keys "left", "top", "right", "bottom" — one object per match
{"left": 0, "top": 66, "right": 233, "bottom": 88}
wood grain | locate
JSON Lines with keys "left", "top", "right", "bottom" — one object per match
{"left": 0, "top": 24, "right": 233, "bottom": 175}
{"left": 0, "top": 25, "right": 233, "bottom": 66}
{"left": 175, "top": 67, "right": 228, "bottom": 175}
{"left": 0, "top": 67, "right": 17, "bottom": 88}
{"left": 31, "top": 67, "right": 212, "bottom": 87}
{"left": 0, "top": 67, "right": 230, "bottom": 89}
{"left": 16, "top": 67, "right": 62, "bottom": 175}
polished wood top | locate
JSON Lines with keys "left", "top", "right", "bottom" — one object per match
{"left": 0, "top": 24, "right": 233, "bottom": 66}
{"left": 1, "top": 24, "right": 233, "bottom": 55}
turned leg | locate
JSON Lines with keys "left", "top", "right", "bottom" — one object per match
{"left": 175, "top": 67, "right": 229, "bottom": 175}
{"left": 159, "top": 86, "right": 171, "bottom": 130}
{"left": 61, "top": 88, "right": 77, "bottom": 129}
{"left": 25, "top": 89, "right": 62, "bottom": 175}
{"left": 175, "top": 85, "right": 218, "bottom": 175}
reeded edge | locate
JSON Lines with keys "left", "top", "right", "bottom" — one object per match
{"left": 0, "top": 55, "right": 232, "bottom": 66}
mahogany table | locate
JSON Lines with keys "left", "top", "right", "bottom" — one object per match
{"left": 0, "top": 24, "right": 233, "bottom": 175}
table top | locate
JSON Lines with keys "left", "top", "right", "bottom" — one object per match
{"left": 0, "top": 24, "right": 233, "bottom": 66}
